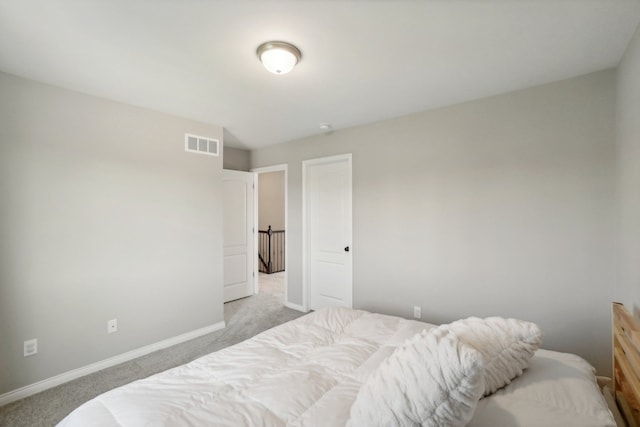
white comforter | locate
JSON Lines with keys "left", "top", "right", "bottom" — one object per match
{"left": 58, "top": 307, "right": 615, "bottom": 426}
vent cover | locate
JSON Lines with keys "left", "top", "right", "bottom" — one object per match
{"left": 185, "top": 133, "right": 219, "bottom": 156}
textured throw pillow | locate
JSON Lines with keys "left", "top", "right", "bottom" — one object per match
{"left": 347, "top": 327, "right": 485, "bottom": 427}
{"left": 445, "top": 317, "right": 543, "bottom": 395}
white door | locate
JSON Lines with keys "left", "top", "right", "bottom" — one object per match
{"left": 303, "top": 154, "right": 352, "bottom": 310}
{"left": 223, "top": 169, "right": 254, "bottom": 302}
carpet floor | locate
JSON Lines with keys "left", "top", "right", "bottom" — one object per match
{"left": 0, "top": 291, "right": 304, "bottom": 427}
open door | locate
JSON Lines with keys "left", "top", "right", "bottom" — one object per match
{"left": 223, "top": 169, "right": 255, "bottom": 302}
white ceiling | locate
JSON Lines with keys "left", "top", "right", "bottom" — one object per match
{"left": 1, "top": 1, "right": 639, "bottom": 149}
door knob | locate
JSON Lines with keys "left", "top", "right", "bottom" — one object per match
{"left": 344, "top": 246, "right": 350, "bottom": 252}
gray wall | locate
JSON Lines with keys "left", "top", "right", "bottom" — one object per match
{"left": 258, "top": 171, "right": 285, "bottom": 231}
{"left": 223, "top": 146, "right": 250, "bottom": 172}
{"left": 617, "top": 24, "right": 640, "bottom": 317}
{"left": 252, "top": 70, "right": 616, "bottom": 375}
{"left": 0, "top": 72, "right": 224, "bottom": 394}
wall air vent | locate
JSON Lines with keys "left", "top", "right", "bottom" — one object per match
{"left": 185, "top": 133, "right": 219, "bottom": 157}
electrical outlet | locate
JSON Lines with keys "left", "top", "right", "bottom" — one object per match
{"left": 24, "top": 339, "right": 38, "bottom": 357}
{"left": 413, "top": 306, "right": 421, "bottom": 319}
{"left": 107, "top": 318, "right": 118, "bottom": 334}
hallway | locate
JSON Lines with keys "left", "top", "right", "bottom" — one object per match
{"left": 258, "top": 271, "right": 285, "bottom": 300}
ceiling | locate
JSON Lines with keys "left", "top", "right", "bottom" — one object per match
{"left": 1, "top": 1, "right": 639, "bottom": 150}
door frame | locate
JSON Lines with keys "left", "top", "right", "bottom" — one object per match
{"left": 251, "top": 164, "right": 288, "bottom": 305}
{"left": 302, "top": 153, "right": 353, "bottom": 312}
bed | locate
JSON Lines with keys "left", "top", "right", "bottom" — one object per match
{"left": 57, "top": 304, "right": 635, "bottom": 426}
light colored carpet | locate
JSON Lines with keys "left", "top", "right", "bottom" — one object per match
{"left": 258, "top": 271, "right": 285, "bottom": 298}
{"left": 0, "top": 292, "right": 304, "bottom": 427}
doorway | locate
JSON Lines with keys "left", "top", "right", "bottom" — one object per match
{"left": 252, "top": 164, "right": 288, "bottom": 304}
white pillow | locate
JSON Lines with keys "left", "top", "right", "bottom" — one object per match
{"left": 347, "top": 327, "right": 485, "bottom": 427}
{"left": 445, "top": 317, "right": 543, "bottom": 395}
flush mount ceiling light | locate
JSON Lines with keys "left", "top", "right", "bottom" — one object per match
{"left": 256, "top": 41, "right": 301, "bottom": 75}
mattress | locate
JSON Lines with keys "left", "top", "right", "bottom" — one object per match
{"left": 58, "top": 307, "right": 615, "bottom": 426}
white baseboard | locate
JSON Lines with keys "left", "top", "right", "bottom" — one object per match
{"left": 0, "top": 320, "right": 226, "bottom": 407}
{"left": 284, "top": 301, "right": 307, "bottom": 313}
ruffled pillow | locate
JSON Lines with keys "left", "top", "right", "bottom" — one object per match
{"left": 445, "top": 317, "right": 542, "bottom": 395}
{"left": 347, "top": 327, "right": 485, "bottom": 427}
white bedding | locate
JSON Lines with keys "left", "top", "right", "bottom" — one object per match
{"left": 58, "top": 307, "right": 615, "bottom": 426}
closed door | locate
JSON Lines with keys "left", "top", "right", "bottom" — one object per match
{"left": 303, "top": 154, "right": 352, "bottom": 310}
{"left": 223, "top": 169, "right": 254, "bottom": 302}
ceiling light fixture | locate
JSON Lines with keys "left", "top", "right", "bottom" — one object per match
{"left": 256, "top": 41, "right": 301, "bottom": 75}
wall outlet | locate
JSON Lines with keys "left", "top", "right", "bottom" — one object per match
{"left": 413, "top": 306, "right": 421, "bottom": 319}
{"left": 24, "top": 339, "right": 38, "bottom": 357}
{"left": 107, "top": 318, "right": 118, "bottom": 334}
